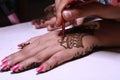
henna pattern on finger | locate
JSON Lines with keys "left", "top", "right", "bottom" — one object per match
{"left": 26, "top": 62, "right": 40, "bottom": 70}
{"left": 17, "top": 62, "right": 40, "bottom": 72}
{"left": 49, "top": 62, "right": 58, "bottom": 71}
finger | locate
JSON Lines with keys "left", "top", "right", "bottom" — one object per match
{"left": 75, "top": 17, "right": 85, "bottom": 26}
{"left": 62, "top": 9, "right": 85, "bottom": 21}
{"left": 18, "top": 36, "right": 41, "bottom": 48}
{"left": 10, "top": 57, "right": 39, "bottom": 73}
{"left": 18, "top": 42, "right": 30, "bottom": 49}
{"left": 32, "top": 18, "right": 41, "bottom": 24}
{"left": 55, "top": 0, "right": 60, "bottom": 9}
{"left": 36, "top": 49, "right": 74, "bottom": 73}
{"left": 47, "top": 25, "right": 59, "bottom": 31}
{"left": 0, "top": 37, "right": 44, "bottom": 71}
{"left": 17, "top": 42, "right": 26, "bottom": 47}
{"left": 55, "top": 0, "right": 70, "bottom": 27}
{"left": 32, "top": 18, "right": 46, "bottom": 29}
{"left": 10, "top": 42, "right": 64, "bottom": 73}
{"left": 34, "top": 22, "right": 46, "bottom": 29}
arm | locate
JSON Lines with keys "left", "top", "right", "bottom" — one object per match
{"left": 62, "top": 2, "right": 120, "bottom": 22}
{"left": 90, "top": 2, "right": 120, "bottom": 21}
{"left": 1, "top": 20, "right": 120, "bottom": 73}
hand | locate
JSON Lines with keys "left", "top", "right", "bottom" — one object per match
{"left": 32, "top": 3, "right": 85, "bottom": 31}
{"left": 55, "top": 0, "right": 73, "bottom": 27}
{"left": 0, "top": 27, "right": 101, "bottom": 73}
{"left": 55, "top": 0, "right": 96, "bottom": 27}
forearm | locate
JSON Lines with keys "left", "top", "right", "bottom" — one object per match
{"left": 94, "top": 20, "right": 120, "bottom": 47}
{"left": 90, "top": 2, "right": 120, "bottom": 20}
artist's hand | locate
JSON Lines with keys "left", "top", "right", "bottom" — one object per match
{"left": 32, "top": 16, "right": 85, "bottom": 31}
{"left": 55, "top": 0, "right": 72, "bottom": 27}
{"left": 0, "top": 28, "right": 101, "bottom": 73}
{"left": 55, "top": 0, "right": 96, "bottom": 27}
{"left": 32, "top": 2, "right": 86, "bottom": 31}
{"left": 32, "top": 1, "right": 96, "bottom": 30}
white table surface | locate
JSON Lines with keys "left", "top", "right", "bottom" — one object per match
{"left": 0, "top": 22, "right": 120, "bottom": 80}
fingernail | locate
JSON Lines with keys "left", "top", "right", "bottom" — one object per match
{"left": 18, "top": 42, "right": 30, "bottom": 49}
{"left": 18, "top": 42, "right": 25, "bottom": 47}
{"left": 25, "top": 42, "right": 30, "bottom": 45}
{"left": 10, "top": 64, "right": 20, "bottom": 72}
{"left": 1, "top": 58, "right": 8, "bottom": 64}
{"left": 36, "top": 66, "right": 44, "bottom": 73}
{"left": 0, "top": 63, "right": 8, "bottom": 70}
{"left": 63, "top": 10, "right": 72, "bottom": 20}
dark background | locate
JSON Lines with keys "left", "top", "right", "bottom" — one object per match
{"left": 0, "top": 0, "right": 54, "bottom": 27}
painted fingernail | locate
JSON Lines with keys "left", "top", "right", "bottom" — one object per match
{"left": 0, "top": 63, "right": 8, "bottom": 70}
{"left": 36, "top": 66, "right": 44, "bottom": 73}
{"left": 1, "top": 58, "right": 8, "bottom": 64}
{"left": 18, "top": 42, "right": 30, "bottom": 49}
{"left": 18, "top": 42, "right": 25, "bottom": 47}
{"left": 25, "top": 42, "right": 30, "bottom": 45}
{"left": 10, "top": 64, "right": 20, "bottom": 72}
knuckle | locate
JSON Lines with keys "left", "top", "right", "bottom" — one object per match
{"left": 21, "top": 48, "right": 30, "bottom": 53}
{"left": 21, "top": 48, "right": 34, "bottom": 57}
{"left": 44, "top": 61, "right": 51, "bottom": 68}
{"left": 52, "top": 55, "right": 62, "bottom": 63}
{"left": 34, "top": 55, "right": 42, "bottom": 61}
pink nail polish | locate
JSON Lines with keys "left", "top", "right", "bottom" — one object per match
{"left": 18, "top": 43, "right": 25, "bottom": 47}
{"left": 10, "top": 64, "right": 20, "bottom": 72}
{"left": 0, "top": 63, "right": 7, "bottom": 70}
{"left": 36, "top": 66, "right": 44, "bottom": 73}
{"left": 1, "top": 58, "right": 8, "bottom": 64}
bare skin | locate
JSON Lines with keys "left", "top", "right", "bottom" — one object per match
{"left": 55, "top": 0, "right": 96, "bottom": 27}
{"left": 55, "top": 0, "right": 120, "bottom": 27}
{"left": 32, "top": 4, "right": 85, "bottom": 31}
{"left": 0, "top": 20, "right": 120, "bottom": 73}
{"left": 32, "top": 1, "right": 120, "bottom": 31}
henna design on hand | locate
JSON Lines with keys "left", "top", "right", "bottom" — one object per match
{"left": 17, "top": 62, "right": 40, "bottom": 72}
{"left": 72, "top": 45, "right": 95, "bottom": 59}
{"left": 83, "top": 21, "right": 100, "bottom": 30}
{"left": 58, "top": 33, "right": 87, "bottom": 49}
{"left": 58, "top": 20, "right": 100, "bottom": 49}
